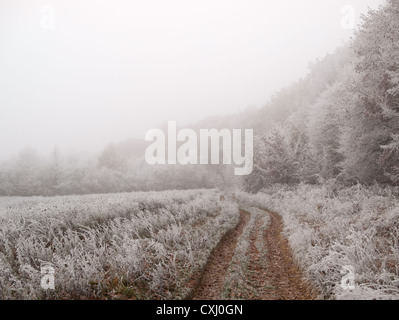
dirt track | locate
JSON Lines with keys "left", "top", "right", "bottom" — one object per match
{"left": 192, "top": 210, "right": 250, "bottom": 299}
{"left": 263, "top": 210, "right": 315, "bottom": 300}
{"left": 191, "top": 207, "right": 315, "bottom": 300}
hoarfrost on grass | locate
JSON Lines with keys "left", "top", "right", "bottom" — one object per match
{"left": 0, "top": 189, "right": 239, "bottom": 300}
{"left": 234, "top": 183, "right": 399, "bottom": 300}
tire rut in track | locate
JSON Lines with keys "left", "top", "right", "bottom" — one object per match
{"left": 191, "top": 210, "right": 250, "bottom": 300}
{"left": 262, "top": 210, "right": 315, "bottom": 300}
{"left": 191, "top": 208, "right": 315, "bottom": 300}
{"left": 245, "top": 214, "right": 277, "bottom": 299}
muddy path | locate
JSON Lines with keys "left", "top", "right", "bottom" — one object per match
{"left": 191, "top": 210, "right": 250, "bottom": 300}
{"left": 262, "top": 210, "right": 315, "bottom": 300}
{"left": 191, "top": 207, "right": 315, "bottom": 300}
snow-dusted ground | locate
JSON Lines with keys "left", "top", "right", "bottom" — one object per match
{"left": 0, "top": 189, "right": 239, "bottom": 299}
{"left": 235, "top": 182, "right": 399, "bottom": 300}
{"left": 2, "top": 184, "right": 398, "bottom": 300}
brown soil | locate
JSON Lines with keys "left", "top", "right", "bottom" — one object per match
{"left": 262, "top": 210, "right": 316, "bottom": 300}
{"left": 191, "top": 210, "right": 250, "bottom": 299}
{"left": 190, "top": 208, "right": 316, "bottom": 300}
{"left": 245, "top": 215, "right": 277, "bottom": 299}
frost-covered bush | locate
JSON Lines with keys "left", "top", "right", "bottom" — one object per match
{"left": 0, "top": 189, "right": 239, "bottom": 300}
{"left": 234, "top": 183, "right": 399, "bottom": 300}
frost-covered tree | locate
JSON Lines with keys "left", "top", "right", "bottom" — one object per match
{"left": 12, "top": 148, "right": 41, "bottom": 196}
{"left": 339, "top": 0, "right": 399, "bottom": 184}
{"left": 0, "top": 162, "right": 13, "bottom": 196}
{"left": 42, "top": 148, "right": 71, "bottom": 195}
{"left": 381, "top": 134, "right": 399, "bottom": 183}
{"left": 307, "top": 76, "right": 352, "bottom": 182}
{"left": 244, "top": 124, "right": 300, "bottom": 193}
{"left": 307, "top": 46, "right": 352, "bottom": 101}
{"left": 98, "top": 144, "right": 128, "bottom": 173}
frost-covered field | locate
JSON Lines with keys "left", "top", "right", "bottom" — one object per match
{"left": 235, "top": 183, "right": 399, "bottom": 300}
{"left": 0, "top": 189, "right": 239, "bottom": 300}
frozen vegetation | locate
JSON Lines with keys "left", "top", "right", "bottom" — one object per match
{"left": 0, "top": 190, "right": 239, "bottom": 299}
{"left": 235, "top": 182, "right": 399, "bottom": 300}
{"left": 1, "top": 1, "right": 399, "bottom": 301}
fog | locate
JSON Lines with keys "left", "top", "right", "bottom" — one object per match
{"left": 0, "top": 0, "right": 384, "bottom": 158}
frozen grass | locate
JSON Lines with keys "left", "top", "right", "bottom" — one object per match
{"left": 0, "top": 189, "right": 239, "bottom": 300}
{"left": 222, "top": 207, "right": 270, "bottom": 299}
{"left": 234, "top": 182, "right": 399, "bottom": 300}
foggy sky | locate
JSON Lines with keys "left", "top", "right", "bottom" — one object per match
{"left": 0, "top": 0, "right": 384, "bottom": 158}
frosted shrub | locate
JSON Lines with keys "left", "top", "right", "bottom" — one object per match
{"left": 234, "top": 183, "right": 399, "bottom": 300}
{"left": 0, "top": 189, "right": 239, "bottom": 300}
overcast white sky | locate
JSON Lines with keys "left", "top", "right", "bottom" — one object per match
{"left": 0, "top": 0, "right": 385, "bottom": 158}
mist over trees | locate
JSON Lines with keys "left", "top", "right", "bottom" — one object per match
{"left": 1, "top": 1, "right": 398, "bottom": 197}
{"left": 0, "top": 143, "right": 217, "bottom": 196}
{"left": 245, "top": 0, "right": 399, "bottom": 192}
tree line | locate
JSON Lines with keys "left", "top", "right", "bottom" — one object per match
{"left": 245, "top": 1, "right": 399, "bottom": 192}
{"left": 0, "top": 145, "right": 219, "bottom": 197}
